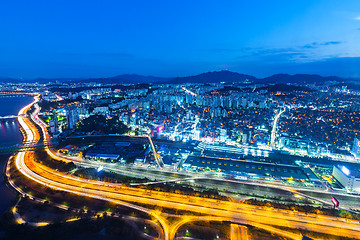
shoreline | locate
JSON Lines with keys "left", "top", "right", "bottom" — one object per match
{"left": 0, "top": 94, "right": 34, "bottom": 216}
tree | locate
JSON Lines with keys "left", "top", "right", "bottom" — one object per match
{"left": 75, "top": 115, "right": 129, "bottom": 134}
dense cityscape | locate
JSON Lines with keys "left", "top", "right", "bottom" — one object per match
{"left": 1, "top": 1, "right": 360, "bottom": 240}
{"left": 1, "top": 71, "right": 360, "bottom": 239}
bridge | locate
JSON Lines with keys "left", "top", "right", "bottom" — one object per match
{"left": 0, "top": 141, "right": 56, "bottom": 153}
{"left": 0, "top": 91, "right": 37, "bottom": 96}
{"left": 0, "top": 114, "right": 27, "bottom": 120}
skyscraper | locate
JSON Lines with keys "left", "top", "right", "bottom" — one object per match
{"left": 66, "top": 107, "right": 79, "bottom": 129}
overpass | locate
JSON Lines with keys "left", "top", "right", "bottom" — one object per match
{"left": 0, "top": 141, "right": 56, "bottom": 153}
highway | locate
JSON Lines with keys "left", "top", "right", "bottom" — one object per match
{"left": 10, "top": 98, "right": 360, "bottom": 240}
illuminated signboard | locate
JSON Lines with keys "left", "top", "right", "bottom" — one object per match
{"left": 341, "top": 166, "right": 350, "bottom": 176}
{"left": 331, "top": 196, "right": 339, "bottom": 207}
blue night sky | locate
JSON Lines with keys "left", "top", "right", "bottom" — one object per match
{"left": 1, "top": 0, "right": 360, "bottom": 79}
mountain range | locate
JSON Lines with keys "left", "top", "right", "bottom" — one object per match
{"left": 0, "top": 70, "right": 356, "bottom": 85}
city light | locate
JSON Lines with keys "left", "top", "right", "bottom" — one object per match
{"left": 4, "top": 78, "right": 360, "bottom": 240}
{"left": 2, "top": 62, "right": 360, "bottom": 240}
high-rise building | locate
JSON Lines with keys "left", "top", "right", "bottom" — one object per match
{"left": 49, "top": 120, "right": 56, "bottom": 134}
{"left": 242, "top": 133, "right": 247, "bottom": 144}
{"left": 66, "top": 107, "right": 79, "bottom": 129}
{"left": 220, "top": 129, "right": 227, "bottom": 142}
{"left": 164, "top": 101, "right": 173, "bottom": 114}
{"left": 51, "top": 109, "right": 59, "bottom": 133}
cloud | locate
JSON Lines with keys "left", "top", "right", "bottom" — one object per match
{"left": 249, "top": 47, "right": 302, "bottom": 57}
{"left": 211, "top": 41, "right": 342, "bottom": 59}
{"left": 321, "top": 41, "right": 342, "bottom": 46}
{"left": 231, "top": 56, "right": 360, "bottom": 78}
{"left": 354, "top": 16, "right": 360, "bottom": 20}
{"left": 289, "top": 56, "right": 360, "bottom": 78}
{"left": 301, "top": 41, "right": 342, "bottom": 49}
{"left": 235, "top": 47, "right": 308, "bottom": 64}
{"left": 302, "top": 42, "right": 318, "bottom": 49}
{"left": 209, "top": 40, "right": 345, "bottom": 66}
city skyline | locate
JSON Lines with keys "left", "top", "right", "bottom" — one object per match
{"left": 1, "top": 0, "right": 360, "bottom": 79}
{"left": 2, "top": 78, "right": 360, "bottom": 239}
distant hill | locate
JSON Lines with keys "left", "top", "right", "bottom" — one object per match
{"left": 168, "top": 71, "right": 348, "bottom": 85}
{"left": 0, "top": 71, "right": 354, "bottom": 85}
{"left": 169, "top": 70, "right": 258, "bottom": 84}
{"left": 260, "top": 74, "right": 344, "bottom": 85}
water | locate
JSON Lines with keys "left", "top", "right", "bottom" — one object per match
{"left": 0, "top": 95, "right": 33, "bottom": 146}
{"left": 0, "top": 95, "right": 33, "bottom": 215}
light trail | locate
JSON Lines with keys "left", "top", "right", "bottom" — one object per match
{"left": 129, "top": 177, "right": 200, "bottom": 186}
{"left": 182, "top": 87, "right": 197, "bottom": 97}
{"left": 15, "top": 149, "right": 360, "bottom": 239}
{"left": 11, "top": 198, "right": 50, "bottom": 227}
{"left": 270, "top": 106, "right": 287, "bottom": 149}
{"left": 231, "top": 224, "right": 249, "bottom": 240}
{"left": 238, "top": 225, "right": 248, "bottom": 240}
{"left": 14, "top": 151, "right": 170, "bottom": 239}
